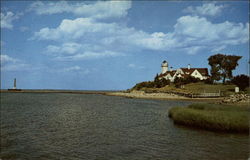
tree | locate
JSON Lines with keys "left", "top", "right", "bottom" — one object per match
{"left": 154, "top": 74, "right": 161, "bottom": 88}
{"left": 231, "top": 74, "right": 250, "bottom": 91}
{"left": 208, "top": 54, "right": 241, "bottom": 84}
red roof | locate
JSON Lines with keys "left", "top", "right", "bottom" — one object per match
{"left": 180, "top": 68, "right": 209, "bottom": 76}
{"left": 159, "top": 70, "right": 176, "bottom": 77}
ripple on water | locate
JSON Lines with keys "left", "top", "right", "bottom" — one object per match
{"left": 0, "top": 93, "right": 249, "bottom": 160}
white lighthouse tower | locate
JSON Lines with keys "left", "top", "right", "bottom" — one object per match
{"left": 161, "top": 60, "right": 168, "bottom": 74}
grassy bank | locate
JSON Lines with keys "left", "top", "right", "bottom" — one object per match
{"left": 168, "top": 103, "right": 249, "bottom": 133}
{"left": 137, "top": 82, "right": 238, "bottom": 96}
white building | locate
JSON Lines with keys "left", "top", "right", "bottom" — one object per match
{"left": 159, "top": 61, "right": 209, "bottom": 82}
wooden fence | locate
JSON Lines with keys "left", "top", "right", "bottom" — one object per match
{"left": 145, "top": 90, "right": 221, "bottom": 98}
{"left": 191, "top": 92, "right": 221, "bottom": 98}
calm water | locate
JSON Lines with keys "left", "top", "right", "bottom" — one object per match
{"left": 1, "top": 93, "right": 249, "bottom": 160}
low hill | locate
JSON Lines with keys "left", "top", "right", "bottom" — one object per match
{"left": 131, "top": 82, "right": 244, "bottom": 96}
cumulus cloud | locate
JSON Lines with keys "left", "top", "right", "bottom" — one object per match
{"left": 33, "top": 18, "right": 123, "bottom": 41}
{"left": 0, "top": 54, "right": 19, "bottom": 64}
{"left": 0, "top": 11, "right": 19, "bottom": 29}
{"left": 32, "top": 1, "right": 248, "bottom": 57}
{"left": 55, "top": 51, "right": 123, "bottom": 61}
{"left": 0, "top": 54, "right": 29, "bottom": 71}
{"left": 46, "top": 42, "right": 82, "bottom": 55}
{"left": 28, "top": 1, "right": 131, "bottom": 19}
{"left": 173, "top": 16, "right": 249, "bottom": 54}
{"left": 183, "top": 2, "right": 225, "bottom": 16}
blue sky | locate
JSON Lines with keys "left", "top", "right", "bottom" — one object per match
{"left": 1, "top": 1, "right": 249, "bottom": 90}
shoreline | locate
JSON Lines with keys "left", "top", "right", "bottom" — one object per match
{"left": 0, "top": 89, "right": 109, "bottom": 95}
{"left": 1, "top": 89, "right": 224, "bottom": 102}
{"left": 105, "top": 91, "right": 224, "bottom": 102}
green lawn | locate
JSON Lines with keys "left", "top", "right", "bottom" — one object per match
{"left": 139, "top": 82, "right": 238, "bottom": 96}
{"left": 168, "top": 103, "right": 249, "bottom": 133}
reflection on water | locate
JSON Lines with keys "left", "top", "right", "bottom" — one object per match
{"left": 1, "top": 93, "right": 249, "bottom": 160}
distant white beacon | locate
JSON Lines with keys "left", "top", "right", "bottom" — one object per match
{"left": 13, "top": 78, "right": 17, "bottom": 89}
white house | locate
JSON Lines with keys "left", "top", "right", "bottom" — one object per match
{"left": 159, "top": 61, "right": 209, "bottom": 82}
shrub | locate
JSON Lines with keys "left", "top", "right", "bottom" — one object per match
{"left": 154, "top": 78, "right": 170, "bottom": 88}
{"left": 174, "top": 76, "right": 201, "bottom": 88}
{"left": 231, "top": 74, "right": 250, "bottom": 91}
{"left": 132, "top": 81, "right": 155, "bottom": 90}
{"left": 204, "top": 77, "right": 213, "bottom": 84}
{"left": 174, "top": 77, "right": 185, "bottom": 88}
{"left": 184, "top": 76, "right": 200, "bottom": 84}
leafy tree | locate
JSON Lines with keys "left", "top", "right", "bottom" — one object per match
{"left": 154, "top": 74, "right": 159, "bottom": 81}
{"left": 208, "top": 54, "right": 241, "bottom": 84}
{"left": 231, "top": 74, "right": 250, "bottom": 91}
{"left": 154, "top": 74, "right": 161, "bottom": 88}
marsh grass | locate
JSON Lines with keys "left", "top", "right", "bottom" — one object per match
{"left": 169, "top": 103, "right": 249, "bottom": 133}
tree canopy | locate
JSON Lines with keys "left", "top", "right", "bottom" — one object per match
{"left": 231, "top": 74, "right": 250, "bottom": 91}
{"left": 208, "top": 54, "right": 241, "bottom": 84}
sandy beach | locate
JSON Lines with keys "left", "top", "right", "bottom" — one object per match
{"left": 105, "top": 90, "right": 224, "bottom": 102}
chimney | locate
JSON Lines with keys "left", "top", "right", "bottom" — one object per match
{"left": 188, "top": 64, "right": 191, "bottom": 70}
{"left": 170, "top": 66, "right": 173, "bottom": 71}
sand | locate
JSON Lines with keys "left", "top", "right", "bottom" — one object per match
{"left": 105, "top": 90, "right": 223, "bottom": 102}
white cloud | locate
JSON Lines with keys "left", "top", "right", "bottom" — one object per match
{"left": 28, "top": 1, "right": 131, "bottom": 19}
{"left": 0, "top": 54, "right": 19, "bottom": 64}
{"left": 63, "top": 66, "right": 81, "bottom": 72}
{"left": 33, "top": 14, "right": 249, "bottom": 56}
{"left": 0, "top": 54, "right": 29, "bottom": 71}
{"left": 55, "top": 51, "right": 123, "bottom": 61}
{"left": 173, "top": 16, "right": 249, "bottom": 54}
{"left": 47, "top": 42, "right": 82, "bottom": 55}
{"left": 211, "top": 45, "right": 226, "bottom": 53}
{"left": 185, "top": 46, "right": 204, "bottom": 55}
{"left": 183, "top": 2, "right": 225, "bottom": 16}
{"left": 51, "top": 66, "right": 90, "bottom": 75}
{"left": 33, "top": 18, "right": 122, "bottom": 41}
{"left": 128, "top": 63, "right": 145, "bottom": 69}
{"left": 128, "top": 64, "right": 136, "bottom": 68}
{"left": 0, "top": 11, "right": 19, "bottom": 29}
{"left": 20, "top": 26, "right": 29, "bottom": 32}
{"left": 133, "top": 16, "right": 248, "bottom": 54}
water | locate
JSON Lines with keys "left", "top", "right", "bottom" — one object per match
{"left": 1, "top": 93, "right": 249, "bottom": 160}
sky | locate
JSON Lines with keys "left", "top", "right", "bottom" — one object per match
{"left": 0, "top": 0, "right": 249, "bottom": 90}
